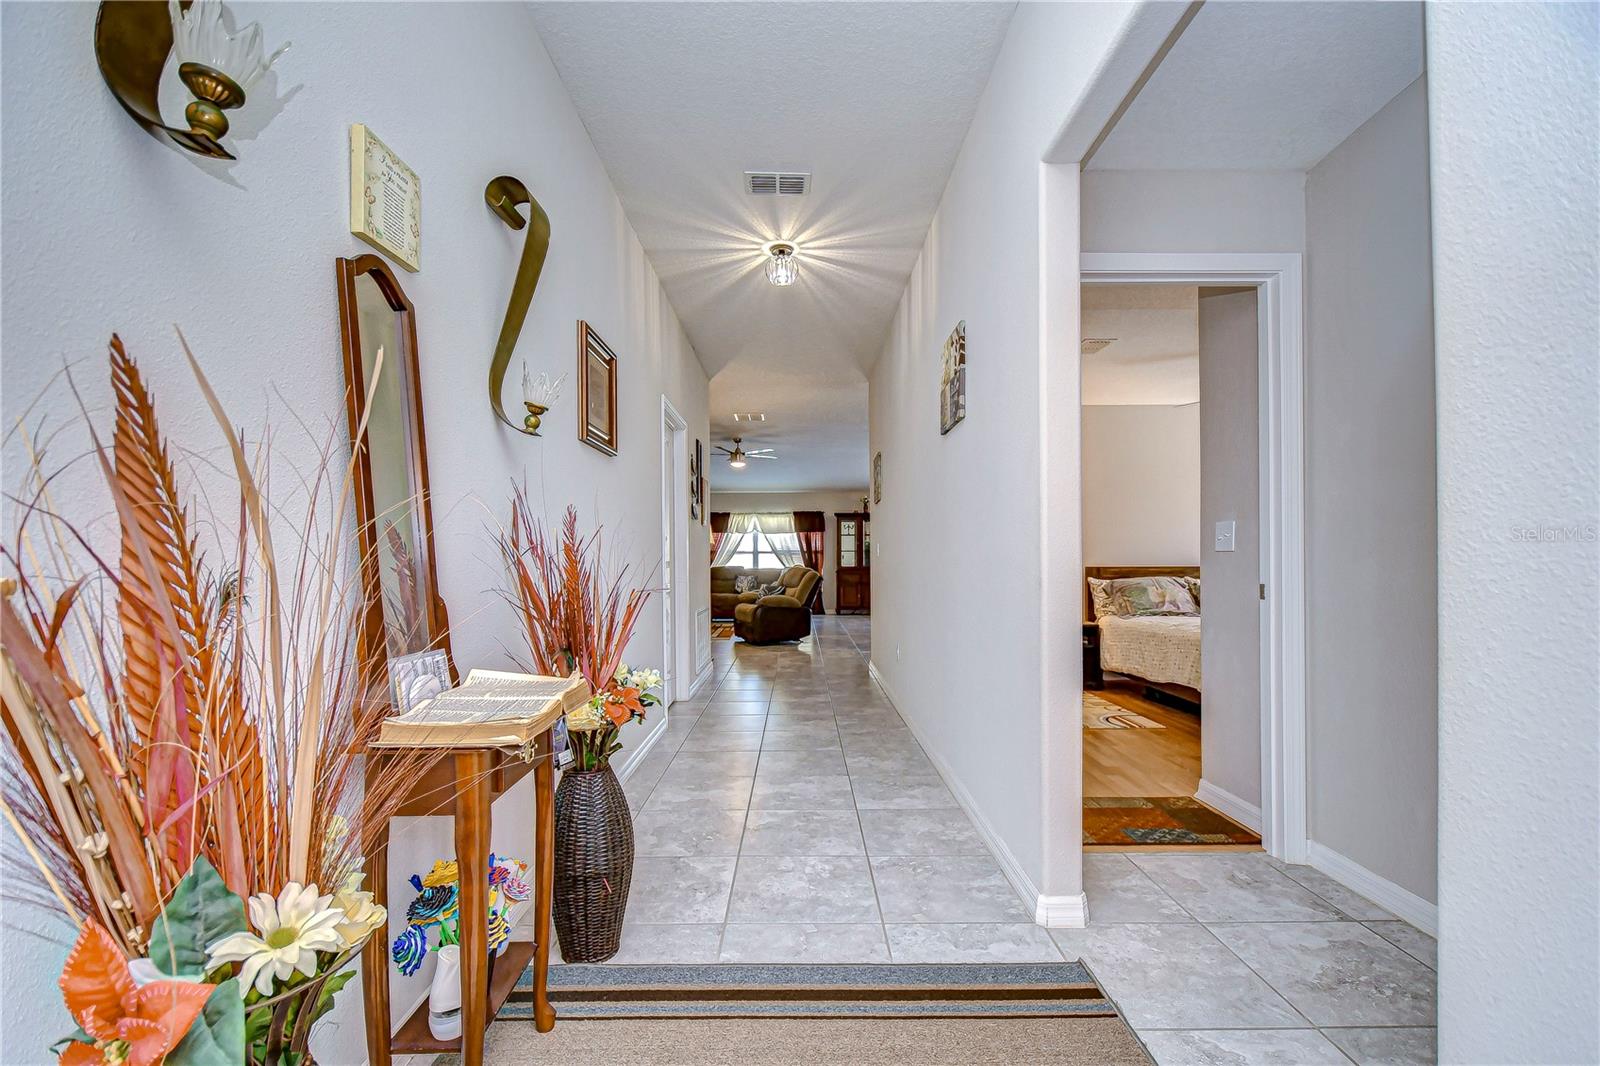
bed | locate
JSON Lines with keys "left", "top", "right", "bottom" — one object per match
{"left": 1085, "top": 566, "right": 1202, "bottom": 707}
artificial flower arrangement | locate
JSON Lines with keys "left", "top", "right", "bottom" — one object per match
{"left": 3, "top": 335, "right": 445, "bottom": 1064}
{"left": 562, "top": 664, "right": 664, "bottom": 771}
{"left": 497, "top": 495, "right": 660, "bottom": 773}
{"left": 389, "top": 856, "right": 531, "bottom": 976}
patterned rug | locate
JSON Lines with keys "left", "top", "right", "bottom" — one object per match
{"left": 482, "top": 964, "right": 1150, "bottom": 1063}
{"left": 1084, "top": 796, "right": 1261, "bottom": 845}
{"left": 1083, "top": 692, "right": 1164, "bottom": 729}
{"left": 710, "top": 621, "right": 734, "bottom": 638}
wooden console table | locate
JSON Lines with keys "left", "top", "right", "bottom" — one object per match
{"left": 361, "top": 731, "right": 559, "bottom": 1066}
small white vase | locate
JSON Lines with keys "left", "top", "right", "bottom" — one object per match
{"left": 427, "top": 944, "right": 462, "bottom": 1042}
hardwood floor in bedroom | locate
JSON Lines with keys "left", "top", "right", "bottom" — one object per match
{"left": 1084, "top": 680, "right": 1201, "bottom": 795}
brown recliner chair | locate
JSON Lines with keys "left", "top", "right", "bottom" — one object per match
{"left": 710, "top": 565, "right": 784, "bottom": 620}
{"left": 732, "top": 565, "right": 821, "bottom": 644}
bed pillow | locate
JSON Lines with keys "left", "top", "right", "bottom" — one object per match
{"left": 1183, "top": 576, "right": 1201, "bottom": 609}
{"left": 1087, "top": 578, "right": 1119, "bottom": 620}
{"left": 1108, "top": 576, "right": 1199, "bottom": 617}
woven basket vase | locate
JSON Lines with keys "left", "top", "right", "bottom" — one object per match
{"left": 552, "top": 763, "right": 635, "bottom": 962}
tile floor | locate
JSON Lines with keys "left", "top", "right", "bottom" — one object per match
{"left": 574, "top": 616, "right": 1438, "bottom": 1065}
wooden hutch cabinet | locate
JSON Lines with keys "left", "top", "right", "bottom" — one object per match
{"left": 834, "top": 511, "right": 870, "bottom": 614}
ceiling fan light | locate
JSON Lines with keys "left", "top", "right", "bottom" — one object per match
{"left": 729, "top": 457, "right": 747, "bottom": 469}
{"left": 765, "top": 242, "right": 798, "bottom": 286}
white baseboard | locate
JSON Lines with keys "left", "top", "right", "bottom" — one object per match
{"left": 1195, "top": 778, "right": 1263, "bottom": 833}
{"left": 868, "top": 661, "right": 1083, "bottom": 928}
{"left": 616, "top": 715, "right": 668, "bottom": 783}
{"left": 1035, "top": 893, "right": 1089, "bottom": 927}
{"left": 1306, "top": 840, "right": 1439, "bottom": 937}
{"left": 687, "top": 654, "right": 715, "bottom": 700}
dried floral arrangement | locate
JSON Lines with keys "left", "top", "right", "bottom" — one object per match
{"left": 496, "top": 493, "right": 658, "bottom": 771}
{"left": 389, "top": 856, "right": 530, "bottom": 976}
{"left": 2, "top": 334, "right": 445, "bottom": 1065}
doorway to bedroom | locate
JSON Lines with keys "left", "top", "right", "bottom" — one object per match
{"left": 1080, "top": 282, "right": 1262, "bottom": 849}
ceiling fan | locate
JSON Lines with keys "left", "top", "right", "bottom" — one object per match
{"left": 716, "top": 437, "right": 777, "bottom": 470}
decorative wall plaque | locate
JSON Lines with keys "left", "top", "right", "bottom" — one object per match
{"left": 350, "top": 124, "right": 421, "bottom": 272}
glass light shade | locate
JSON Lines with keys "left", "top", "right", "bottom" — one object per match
{"left": 169, "top": 0, "right": 290, "bottom": 91}
{"left": 729, "top": 457, "right": 747, "bottom": 469}
{"left": 765, "top": 247, "right": 799, "bottom": 287}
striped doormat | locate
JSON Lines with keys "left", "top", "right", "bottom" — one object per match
{"left": 480, "top": 963, "right": 1151, "bottom": 1064}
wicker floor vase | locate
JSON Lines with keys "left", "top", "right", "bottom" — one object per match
{"left": 553, "top": 763, "right": 634, "bottom": 962}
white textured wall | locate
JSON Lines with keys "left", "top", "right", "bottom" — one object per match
{"left": 0, "top": 4, "right": 709, "bottom": 1063}
{"left": 709, "top": 490, "right": 868, "bottom": 615}
{"left": 1304, "top": 77, "right": 1438, "bottom": 905}
{"left": 1081, "top": 405, "right": 1201, "bottom": 566}
{"left": 869, "top": 1, "right": 1144, "bottom": 903}
{"left": 1197, "top": 290, "right": 1261, "bottom": 809}
{"left": 1081, "top": 170, "right": 1307, "bottom": 253}
{"left": 1428, "top": 4, "right": 1600, "bottom": 1062}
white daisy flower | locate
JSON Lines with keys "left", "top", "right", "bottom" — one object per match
{"left": 206, "top": 882, "right": 346, "bottom": 997}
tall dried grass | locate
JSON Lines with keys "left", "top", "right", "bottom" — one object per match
{"left": 1, "top": 333, "right": 443, "bottom": 955}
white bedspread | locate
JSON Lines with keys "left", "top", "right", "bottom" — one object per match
{"left": 1098, "top": 614, "right": 1202, "bottom": 691}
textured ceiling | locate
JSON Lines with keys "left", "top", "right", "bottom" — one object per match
{"left": 1090, "top": 1, "right": 1423, "bottom": 171}
{"left": 1082, "top": 285, "right": 1199, "bottom": 406}
{"left": 528, "top": 2, "right": 1016, "bottom": 490}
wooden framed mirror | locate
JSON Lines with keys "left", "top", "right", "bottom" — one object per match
{"left": 336, "top": 255, "right": 453, "bottom": 692}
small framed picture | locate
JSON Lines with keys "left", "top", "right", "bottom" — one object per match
{"left": 387, "top": 649, "right": 452, "bottom": 714}
{"left": 578, "top": 321, "right": 618, "bottom": 455}
{"left": 699, "top": 476, "right": 708, "bottom": 524}
{"left": 689, "top": 439, "right": 703, "bottom": 521}
{"left": 873, "top": 451, "right": 884, "bottom": 504}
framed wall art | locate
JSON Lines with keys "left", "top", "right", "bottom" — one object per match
{"left": 349, "top": 124, "right": 421, "bottom": 272}
{"left": 873, "top": 451, "right": 883, "bottom": 504}
{"left": 940, "top": 320, "right": 966, "bottom": 434}
{"left": 577, "top": 320, "right": 618, "bottom": 455}
{"left": 689, "top": 438, "right": 703, "bottom": 521}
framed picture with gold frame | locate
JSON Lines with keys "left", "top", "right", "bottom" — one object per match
{"left": 578, "top": 320, "right": 618, "bottom": 455}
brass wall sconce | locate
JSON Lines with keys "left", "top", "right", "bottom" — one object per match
{"left": 95, "top": 0, "right": 288, "bottom": 161}
{"left": 485, "top": 175, "right": 553, "bottom": 435}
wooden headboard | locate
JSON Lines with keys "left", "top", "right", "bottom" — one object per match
{"left": 1085, "top": 565, "right": 1201, "bottom": 622}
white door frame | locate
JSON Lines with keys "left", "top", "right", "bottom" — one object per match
{"left": 659, "top": 397, "right": 691, "bottom": 708}
{"left": 1081, "top": 251, "right": 1308, "bottom": 864}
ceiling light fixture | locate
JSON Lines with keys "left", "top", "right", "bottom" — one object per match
{"left": 764, "top": 242, "right": 799, "bottom": 286}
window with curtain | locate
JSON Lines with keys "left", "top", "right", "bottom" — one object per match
{"left": 723, "top": 527, "right": 800, "bottom": 568}
{"left": 711, "top": 512, "right": 802, "bottom": 568}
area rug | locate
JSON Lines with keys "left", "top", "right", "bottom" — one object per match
{"left": 482, "top": 963, "right": 1151, "bottom": 1064}
{"left": 710, "top": 621, "right": 734, "bottom": 639}
{"left": 1084, "top": 796, "right": 1261, "bottom": 845}
{"left": 1083, "top": 692, "right": 1164, "bottom": 729}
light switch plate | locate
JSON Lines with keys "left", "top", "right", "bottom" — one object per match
{"left": 1215, "top": 520, "right": 1236, "bottom": 552}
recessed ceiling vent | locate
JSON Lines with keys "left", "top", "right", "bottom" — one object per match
{"left": 745, "top": 171, "right": 809, "bottom": 196}
{"left": 1081, "top": 337, "right": 1117, "bottom": 354}
{"left": 732, "top": 412, "right": 766, "bottom": 422}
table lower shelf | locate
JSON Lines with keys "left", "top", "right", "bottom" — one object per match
{"left": 391, "top": 941, "right": 538, "bottom": 1054}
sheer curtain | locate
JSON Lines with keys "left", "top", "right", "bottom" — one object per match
{"left": 751, "top": 513, "right": 803, "bottom": 568}
{"left": 710, "top": 513, "right": 756, "bottom": 566}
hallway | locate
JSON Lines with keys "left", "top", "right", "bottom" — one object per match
{"left": 575, "top": 618, "right": 1439, "bottom": 1065}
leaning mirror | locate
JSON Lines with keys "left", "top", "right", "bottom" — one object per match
{"left": 336, "top": 255, "right": 452, "bottom": 684}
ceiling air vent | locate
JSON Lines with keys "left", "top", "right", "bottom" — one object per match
{"left": 745, "top": 171, "right": 810, "bottom": 196}
{"left": 733, "top": 412, "right": 766, "bottom": 422}
{"left": 1081, "top": 337, "right": 1117, "bottom": 354}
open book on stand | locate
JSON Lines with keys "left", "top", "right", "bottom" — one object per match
{"left": 374, "top": 669, "right": 589, "bottom": 749}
